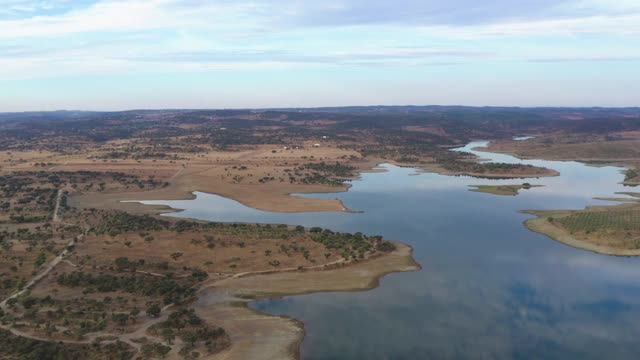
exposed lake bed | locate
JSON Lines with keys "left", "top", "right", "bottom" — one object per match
{"left": 135, "top": 141, "right": 640, "bottom": 359}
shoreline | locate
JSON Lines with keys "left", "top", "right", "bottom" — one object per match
{"left": 62, "top": 144, "right": 558, "bottom": 359}
{"left": 66, "top": 160, "right": 421, "bottom": 360}
{"left": 67, "top": 160, "right": 385, "bottom": 215}
{"left": 68, "top": 181, "right": 353, "bottom": 215}
{"left": 194, "top": 243, "right": 420, "bottom": 360}
{"left": 477, "top": 141, "right": 636, "bottom": 175}
{"left": 385, "top": 159, "right": 560, "bottom": 179}
{"left": 522, "top": 210, "right": 640, "bottom": 256}
{"left": 473, "top": 141, "right": 640, "bottom": 256}
{"left": 68, "top": 156, "right": 560, "bottom": 216}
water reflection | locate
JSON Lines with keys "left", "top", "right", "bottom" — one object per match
{"left": 136, "top": 142, "right": 640, "bottom": 359}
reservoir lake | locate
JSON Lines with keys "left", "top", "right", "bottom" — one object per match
{"left": 138, "top": 141, "right": 640, "bottom": 359}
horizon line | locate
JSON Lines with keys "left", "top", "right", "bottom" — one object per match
{"left": 2, "top": 104, "right": 640, "bottom": 114}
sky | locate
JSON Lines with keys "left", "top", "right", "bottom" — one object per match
{"left": 0, "top": 0, "right": 639, "bottom": 111}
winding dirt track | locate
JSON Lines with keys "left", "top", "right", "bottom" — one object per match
{"left": 0, "top": 187, "right": 170, "bottom": 353}
{"left": 52, "top": 189, "right": 62, "bottom": 222}
{"left": 0, "top": 188, "right": 71, "bottom": 310}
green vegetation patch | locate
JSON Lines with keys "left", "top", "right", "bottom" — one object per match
{"left": 470, "top": 183, "right": 541, "bottom": 196}
{"left": 308, "top": 227, "right": 396, "bottom": 260}
{"left": 149, "top": 308, "right": 230, "bottom": 356}
{"left": 556, "top": 209, "right": 640, "bottom": 233}
{"left": 56, "top": 271, "right": 197, "bottom": 305}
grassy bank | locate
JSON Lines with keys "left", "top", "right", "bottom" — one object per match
{"left": 523, "top": 207, "right": 640, "bottom": 256}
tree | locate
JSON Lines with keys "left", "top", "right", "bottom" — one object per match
{"left": 111, "top": 313, "right": 129, "bottom": 326}
{"left": 20, "top": 296, "right": 37, "bottom": 309}
{"left": 180, "top": 331, "right": 199, "bottom": 349}
{"left": 141, "top": 342, "right": 171, "bottom": 359}
{"left": 191, "top": 269, "right": 208, "bottom": 281}
{"left": 34, "top": 252, "right": 46, "bottom": 268}
{"left": 161, "top": 328, "right": 175, "bottom": 345}
{"left": 16, "top": 277, "right": 26, "bottom": 290}
{"left": 114, "top": 257, "right": 130, "bottom": 271}
{"left": 146, "top": 303, "right": 161, "bottom": 318}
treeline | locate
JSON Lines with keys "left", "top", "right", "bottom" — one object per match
{"left": 0, "top": 329, "right": 133, "bottom": 360}
{"left": 1, "top": 171, "right": 165, "bottom": 198}
{"left": 57, "top": 272, "right": 196, "bottom": 305}
{"left": 90, "top": 211, "right": 398, "bottom": 261}
{"left": 93, "top": 212, "right": 171, "bottom": 236}
{"left": 91, "top": 211, "right": 293, "bottom": 237}
{"left": 308, "top": 227, "right": 396, "bottom": 260}
{"left": 439, "top": 160, "right": 542, "bottom": 175}
{"left": 302, "top": 162, "right": 356, "bottom": 177}
{"left": 281, "top": 161, "right": 357, "bottom": 186}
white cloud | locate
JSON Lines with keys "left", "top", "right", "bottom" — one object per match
{"left": 2, "top": 0, "right": 640, "bottom": 39}
{"left": 0, "top": 0, "right": 268, "bottom": 38}
{"left": 0, "top": 0, "right": 638, "bottom": 83}
{"left": 418, "top": 14, "right": 640, "bottom": 39}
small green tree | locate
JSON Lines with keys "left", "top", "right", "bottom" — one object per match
{"left": 180, "top": 331, "right": 199, "bottom": 349}
{"left": 146, "top": 303, "right": 161, "bottom": 317}
{"left": 162, "top": 328, "right": 175, "bottom": 345}
{"left": 114, "top": 257, "right": 130, "bottom": 271}
{"left": 111, "top": 313, "right": 129, "bottom": 326}
{"left": 34, "top": 252, "right": 46, "bottom": 268}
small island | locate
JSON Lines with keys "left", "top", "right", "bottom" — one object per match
{"left": 469, "top": 183, "right": 542, "bottom": 196}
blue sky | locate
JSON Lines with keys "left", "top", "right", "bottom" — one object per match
{"left": 0, "top": 0, "right": 639, "bottom": 111}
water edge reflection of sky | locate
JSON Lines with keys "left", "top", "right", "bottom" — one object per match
{"left": 136, "top": 141, "right": 640, "bottom": 359}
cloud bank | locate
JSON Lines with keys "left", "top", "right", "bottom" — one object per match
{"left": 0, "top": 0, "right": 638, "bottom": 109}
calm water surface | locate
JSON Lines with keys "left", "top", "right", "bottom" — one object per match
{"left": 139, "top": 141, "right": 640, "bottom": 359}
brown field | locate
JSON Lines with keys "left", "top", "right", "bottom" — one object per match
{"left": 484, "top": 135, "right": 640, "bottom": 179}
{"left": 14, "top": 141, "right": 366, "bottom": 213}
{"left": 3, "top": 132, "right": 559, "bottom": 216}
{"left": 484, "top": 133, "right": 640, "bottom": 161}
{"left": 70, "top": 227, "right": 361, "bottom": 275}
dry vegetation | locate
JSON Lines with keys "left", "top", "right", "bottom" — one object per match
{"left": 1, "top": 107, "right": 584, "bottom": 213}
{"left": 0, "top": 163, "right": 401, "bottom": 359}
{"left": 486, "top": 134, "right": 640, "bottom": 161}
{"left": 1, "top": 106, "right": 639, "bottom": 358}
